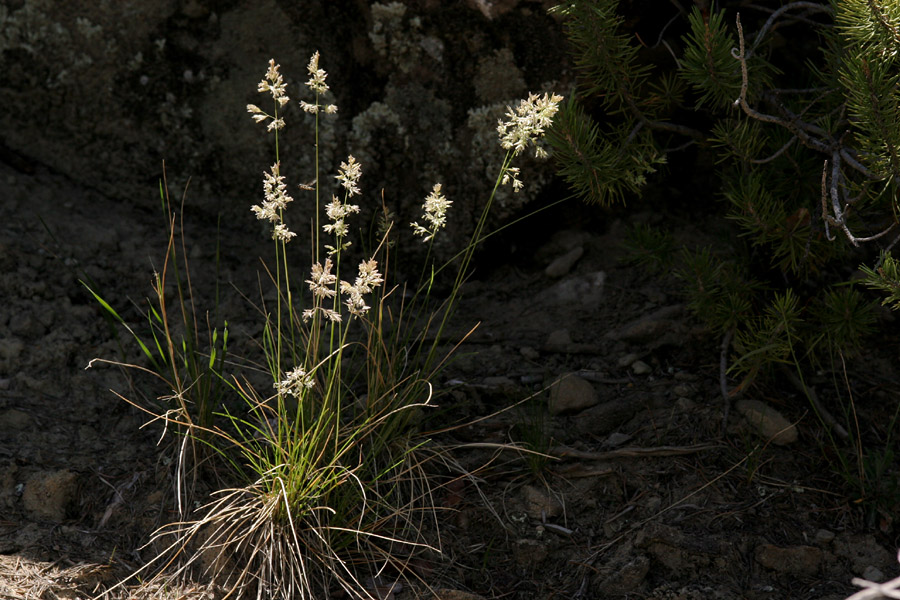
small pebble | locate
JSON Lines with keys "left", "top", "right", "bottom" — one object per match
{"left": 675, "top": 397, "right": 695, "bottom": 410}
{"left": 545, "top": 246, "right": 583, "bottom": 278}
{"left": 605, "top": 432, "right": 631, "bottom": 447}
{"left": 520, "top": 346, "right": 540, "bottom": 361}
{"left": 815, "top": 529, "right": 835, "bottom": 544}
{"left": 545, "top": 329, "right": 572, "bottom": 349}
{"left": 863, "top": 566, "right": 884, "bottom": 583}
{"left": 736, "top": 399, "right": 798, "bottom": 445}
{"left": 631, "top": 360, "right": 651, "bottom": 375}
{"left": 673, "top": 383, "right": 692, "bottom": 397}
{"left": 618, "top": 353, "right": 638, "bottom": 367}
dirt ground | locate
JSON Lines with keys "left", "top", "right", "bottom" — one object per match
{"left": 1, "top": 152, "right": 899, "bottom": 600}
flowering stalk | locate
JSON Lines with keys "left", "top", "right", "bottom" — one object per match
{"left": 248, "top": 59, "right": 296, "bottom": 380}
{"left": 425, "top": 92, "right": 563, "bottom": 367}
{"left": 299, "top": 51, "right": 337, "bottom": 265}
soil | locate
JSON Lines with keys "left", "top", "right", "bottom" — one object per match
{"left": 1, "top": 155, "right": 899, "bottom": 600}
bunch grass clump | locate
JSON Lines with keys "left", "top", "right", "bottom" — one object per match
{"left": 89, "top": 53, "right": 562, "bottom": 600}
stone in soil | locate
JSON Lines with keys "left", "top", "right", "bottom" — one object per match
{"left": 735, "top": 399, "right": 798, "bottom": 445}
{"left": 754, "top": 543, "right": 825, "bottom": 576}
{"left": 548, "top": 373, "right": 598, "bottom": 415}
{"left": 22, "top": 469, "right": 79, "bottom": 521}
{"left": 544, "top": 245, "right": 583, "bottom": 278}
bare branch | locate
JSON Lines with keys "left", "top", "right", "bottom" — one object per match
{"left": 749, "top": 2, "right": 833, "bottom": 58}
{"left": 749, "top": 136, "right": 796, "bottom": 164}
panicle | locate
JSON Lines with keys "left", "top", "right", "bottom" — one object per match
{"left": 497, "top": 91, "right": 563, "bottom": 192}
{"left": 501, "top": 166, "right": 523, "bottom": 192}
{"left": 497, "top": 92, "right": 563, "bottom": 157}
{"left": 306, "top": 258, "right": 338, "bottom": 299}
{"left": 248, "top": 59, "right": 289, "bottom": 131}
{"left": 258, "top": 59, "right": 290, "bottom": 104}
{"left": 272, "top": 223, "right": 296, "bottom": 242}
{"left": 411, "top": 183, "right": 452, "bottom": 242}
{"left": 274, "top": 366, "right": 315, "bottom": 398}
{"left": 298, "top": 52, "right": 338, "bottom": 114}
{"left": 340, "top": 259, "right": 383, "bottom": 317}
{"left": 336, "top": 155, "right": 362, "bottom": 197}
{"left": 306, "top": 51, "right": 330, "bottom": 95}
{"left": 251, "top": 162, "right": 296, "bottom": 241}
{"left": 323, "top": 193, "right": 360, "bottom": 253}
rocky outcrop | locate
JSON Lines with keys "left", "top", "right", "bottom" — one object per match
{"left": 0, "top": 0, "right": 569, "bottom": 253}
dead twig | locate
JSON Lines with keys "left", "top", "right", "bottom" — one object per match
{"left": 550, "top": 444, "right": 719, "bottom": 461}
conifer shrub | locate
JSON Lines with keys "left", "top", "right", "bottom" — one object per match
{"left": 549, "top": 0, "right": 897, "bottom": 384}
{"left": 548, "top": 0, "right": 900, "bottom": 512}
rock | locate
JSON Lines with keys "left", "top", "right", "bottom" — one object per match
{"left": 673, "top": 383, "right": 693, "bottom": 397}
{"left": 544, "top": 245, "right": 583, "bottom": 278}
{"left": 8, "top": 312, "right": 33, "bottom": 336}
{"left": 834, "top": 533, "right": 894, "bottom": 575}
{"left": 22, "top": 470, "right": 79, "bottom": 521}
{"left": 545, "top": 329, "right": 572, "bottom": 351}
{"left": 605, "top": 304, "right": 685, "bottom": 345}
{"left": 595, "top": 554, "right": 650, "bottom": 596}
{"left": 815, "top": 529, "right": 835, "bottom": 544}
{"left": 0, "top": 337, "right": 24, "bottom": 369}
{"left": 0, "top": 409, "right": 32, "bottom": 430}
{"left": 482, "top": 375, "right": 516, "bottom": 390}
{"left": 618, "top": 353, "right": 638, "bottom": 367}
{"left": 0, "top": 0, "right": 568, "bottom": 261}
{"left": 754, "top": 543, "right": 824, "bottom": 576}
{"left": 575, "top": 397, "right": 642, "bottom": 436}
{"left": 522, "top": 484, "right": 563, "bottom": 519}
{"left": 519, "top": 346, "right": 540, "bottom": 361}
{"left": 863, "top": 566, "right": 885, "bottom": 583}
{"left": 549, "top": 374, "right": 598, "bottom": 415}
{"left": 605, "top": 432, "right": 631, "bottom": 447}
{"left": 736, "top": 399, "right": 798, "bottom": 445}
{"left": 547, "top": 271, "right": 606, "bottom": 306}
{"left": 513, "top": 538, "right": 548, "bottom": 568}
{"left": 631, "top": 360, "right": 651, "bottom": 375}
{"left": 675, "top": 397, "right": 696, "bottom": 411}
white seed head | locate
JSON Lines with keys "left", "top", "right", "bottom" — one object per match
{"left": 497, "top": 91, "right": 563, "bottom": 157}
{"left": 307, "top": 258, "right": 338, "bottom": 298}
{"left": 258, "top": 58, "right": 290, "bottom": 104}
{"left": 275, "top": 366, "right": 315, "bottom": 398}
{"left": 272, "top": 223, "right": 296, "bottom": 242}
{"left": 411, "top": 183, "right": 452, "bottom": 241}
{"left": 306, "top": 51, "right": 330, "bottom": 95}
{"left": 338, "top": 258, "right": 383, "bottom": 317}
{"left": 336, "top": 155, "right": 362, "bottom": 197}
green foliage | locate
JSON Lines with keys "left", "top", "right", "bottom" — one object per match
{"left": 559, "top": 1, "right": 900, "bottom": 524}
{"left": 549, "top": 0, "right": 652, "bottom": 116}
{"left": 675, "top": 247, "right": 758, "bottom": 334}
{"left": 680, "top": 7, "right": 743, "bottom": 109}
{"left": 621, "top": 223, "right": 676, "bottom": 273}
{"left": 511, "top": 395, "right": 554, "bottom": 478}
{"left": 808, "top": 286, "right": 877, "bottom": 360}
{"left": 546, "top": 96, "right": 663, "bottom": 205}
{"left": 553, "top": 0, "right": 891, "bottom": 384}
{"left": 82, "top": 183, "right": 229, "bottom": 433}
{"left": 861, "top": 251, "right": 900, "bottom": 310}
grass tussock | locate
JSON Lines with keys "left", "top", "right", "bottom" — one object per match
{"left": 87, "top": 53, "right": 562, "bottom": 599}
